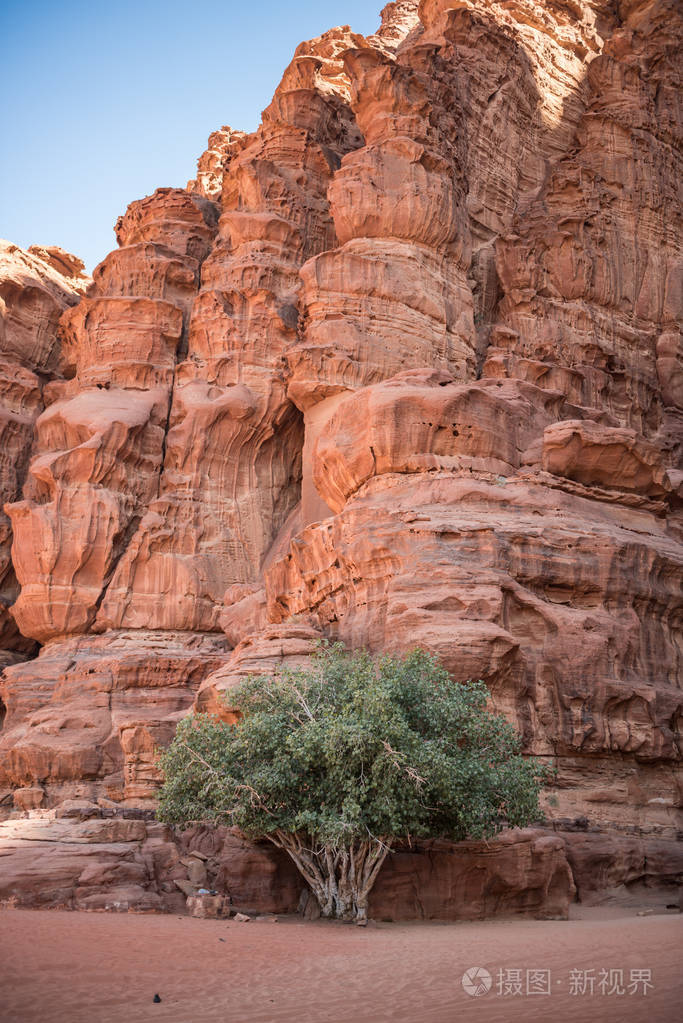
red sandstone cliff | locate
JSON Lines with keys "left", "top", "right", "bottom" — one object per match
{"left": 0, "top": 240, "right": 89, "bottom": 663}
{"left": 0, "top": 0, "right": 680, "bottom": 915}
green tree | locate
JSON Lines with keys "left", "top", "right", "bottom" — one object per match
{"left": 157, "top": 645, "right": 550, "bottom": 921}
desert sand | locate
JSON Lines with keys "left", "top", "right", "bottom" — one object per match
{"left": 1, "top": 906, "right": 680, "bottom": 1023}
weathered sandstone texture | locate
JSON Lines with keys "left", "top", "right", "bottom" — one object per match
{"left": 1, "top": 0, "right": 681, "bottom": 915}
{"left": 0, "top": 241, "right": 89, "bottom": 656}
{"left": 0, "top": 810, "right": 576, "bottom": 920}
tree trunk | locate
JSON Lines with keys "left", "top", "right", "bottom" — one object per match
{"left": 267, "top": 832, "right": 392, "bottom": 920}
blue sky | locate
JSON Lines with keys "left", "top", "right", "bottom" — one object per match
{"left": 1, "top": 1, "right": 381, "bottom": 272}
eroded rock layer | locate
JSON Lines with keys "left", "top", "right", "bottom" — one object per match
{"left": 0, "top": 811, "right": 576, "bottom": 920}
{"left": 0, "top": 0, "right": 681, "bottom": 913}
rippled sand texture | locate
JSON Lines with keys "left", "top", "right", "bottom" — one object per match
{"left": 0, "top": 907, "right": 681, "bottom": 1023}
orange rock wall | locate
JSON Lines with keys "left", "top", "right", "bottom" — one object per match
{"left": 0, "top": 0, "right": 681, "bottom": 902}
{"left": 0, "top": 241, "right": 88, "bottom": 658}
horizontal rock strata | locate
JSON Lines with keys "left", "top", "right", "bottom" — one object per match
{"left": 0, "top": 813, "right": 578, "bottom": 920}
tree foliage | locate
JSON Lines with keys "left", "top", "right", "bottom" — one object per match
{"left": 157, "top": 645, "right": 550, "bottom": 919}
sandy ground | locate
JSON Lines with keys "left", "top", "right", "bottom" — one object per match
{"left": 0, "top": 905, "right": 681, "bottom": 1023}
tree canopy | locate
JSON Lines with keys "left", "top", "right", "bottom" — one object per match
{"left": 157, "top": 645, "right": 550, "bottom": 919}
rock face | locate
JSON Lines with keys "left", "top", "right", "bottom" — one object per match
{"left": 0, "top": 241, "right": 88, "bottom": 656}
{"left": 0, "top": 0, "right": 681, "bottom": 915}
{"left": 0, "top": 811, "right": 576, "bottom": 920}
{"left": 1, "top": 631, "right": 227, "bottom": 806}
